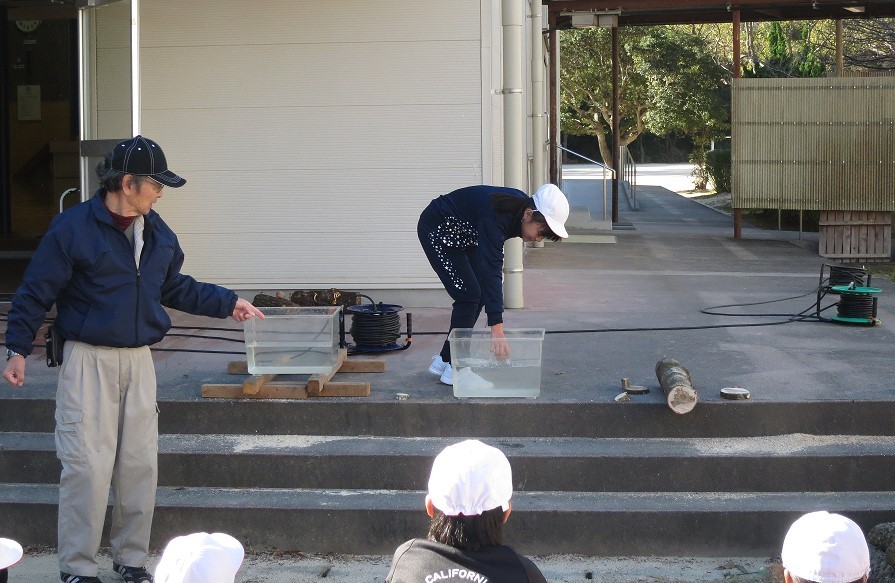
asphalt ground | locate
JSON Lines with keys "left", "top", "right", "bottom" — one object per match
{"left": 2, "top": 179, "right": 892, "bottom": 404}
{"left": 1, "top": 174, "right": 892, "bottom": 581}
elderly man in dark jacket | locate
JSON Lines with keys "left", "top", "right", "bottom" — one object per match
{"left": 3, "top": 135, "right": 263, "bottom": 583}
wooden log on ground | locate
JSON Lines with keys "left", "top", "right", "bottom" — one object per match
{"left": 655, "top": 357, "right": 698, "bottom": 414}
{"left": 252, "top": 293, "right": 297, "bottom": 307}
{"left": 290, "top": 288, "right": 363, "bottom": 308}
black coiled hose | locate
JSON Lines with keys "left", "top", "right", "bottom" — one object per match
{"left": 349, "top": 307, "right": 402, "bottom": 346}
{"left": 829, "top": 265, "right": 866, "bottom": 287}
{"left": 837, "top": 294, "right": 876, "bottom": 320}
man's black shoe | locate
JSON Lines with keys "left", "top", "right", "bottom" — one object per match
{"left": 61, "top": 573, "right": 103, "bottom": 583}
{"left": 112, "top": 563, "right": 153, "bottom": 583}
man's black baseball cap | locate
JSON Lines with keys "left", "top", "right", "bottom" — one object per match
{"left": 110, "top": 135, "right": 187, "bottom": 188}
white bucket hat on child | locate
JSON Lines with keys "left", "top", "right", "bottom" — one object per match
{"left": 782, "top": 511, "right": 870, "bottom": 583}
{"left": 532, "top": 183, "right": 570, "bottom": 239}
{"left": 0, "top": 538, "right": 23, "bottom": 570}
{"left": 154, "top": 532, "right": 244, "bottom": 583}
{"left": 427, "top": 439, "right": 512, "bottom": 517}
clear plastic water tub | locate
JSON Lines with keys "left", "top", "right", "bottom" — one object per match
{"left": 244, "top": 307, "right": 342, "bottom": 374}
{"left": 448, "top": 328, "right": 546, "bottom": 398}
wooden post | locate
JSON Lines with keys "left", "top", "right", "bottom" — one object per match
{"left": 835, "top": 20, "right": 844, "bottom": 76}
{"left": 548, "top": 8, "right": 560, "bottom": 186}
{"left": 655, "top": 358, "right": 698, "bottom": 414}
{"left": 611, "top": 25, "right": 620, "bottom": 225}
{"left": 732, "top": 9, "right": 742, "bottom": 239}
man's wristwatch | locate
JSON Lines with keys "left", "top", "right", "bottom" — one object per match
{"left": 6, "top": 349, "right": 21, "bottom": 361}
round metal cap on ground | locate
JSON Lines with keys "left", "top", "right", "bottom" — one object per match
{"left": 720, "top": 387, "right": 751, "bottom": 400}
{"left": 621, "top": 378, "right": 650, "bottom": 395}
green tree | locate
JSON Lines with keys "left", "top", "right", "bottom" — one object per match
{"left": 560, "top": 27, "right": 643, "bottom": 169}
{"left": 560, "top": 26, "right": 729, "bottom": 181}
{"left": 837, "top": 18, "right": 895, "bottom": 71}
{"left": 743, "top": 21, "right": 831, "bottom": 77}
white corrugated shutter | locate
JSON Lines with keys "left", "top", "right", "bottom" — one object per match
{"left": 138, "top": 0, "right": 492, "bottom": 291}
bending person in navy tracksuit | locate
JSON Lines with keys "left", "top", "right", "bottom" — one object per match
{"left": 418, "top": 184, "right": 569, "bottom": 387}
{"left": 2, "top": 136, "right": 264, "bottom": 583}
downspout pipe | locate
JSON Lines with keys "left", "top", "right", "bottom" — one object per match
{"left": 529, "top": 0, "right": 546, "bottom": 249}
{"left": 502, "top": 0, "right": 525, "bottom": 309}
{"left": 131, "top": 0, "right": 141, "bottom": 136}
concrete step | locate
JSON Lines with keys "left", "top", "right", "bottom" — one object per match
{"left": 3, "top": 483, "right": 895, "bottom": 555}
{"left": 3, "top": 397, "right": 895, "bottom": 438}
{"left": 4, "top": 433, "right": 895, "bottom": 493}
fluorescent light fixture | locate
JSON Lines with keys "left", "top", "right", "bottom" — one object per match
{"left": 570, "top": 12, "right": 618, "bottom": 28}
{"left": 571, "top": 13, "right": 597, "bottom": 28}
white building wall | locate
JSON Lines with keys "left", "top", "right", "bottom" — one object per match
{"left": 135, "top": 0, "right": 496, "bottom": 292}
{"left": 89, "top": 1, "right": 131, "bottom": 140}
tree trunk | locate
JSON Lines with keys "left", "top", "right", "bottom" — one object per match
{"left": 595, "top": 127, "right": 613, "bottom": 169}
{"left": 655, "top": 358, "right": 699, "bottom": 414}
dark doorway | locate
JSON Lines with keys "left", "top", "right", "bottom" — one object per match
{"left": 1, "top": 5, "right": 78, "bottom": 293}
{"left": 3, "top": 7, "right": 79, "bottom": 243}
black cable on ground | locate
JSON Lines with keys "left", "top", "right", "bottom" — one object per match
{"left": 699, "top": 288, "right": 821, "bottom": 317}
{"left": 165, "top": 333, "right": 244, "bottom": 343}
{"left": 0, "top": 282, "right": 877, "bottom": 357}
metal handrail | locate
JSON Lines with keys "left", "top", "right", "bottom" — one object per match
{"left": 557, "top": 145, "right": 614, "bottom": 221}
{"left": 620, "top": 145, "right": 638, "bottom": 210}
{"left": 59, "top": 188, "right": 79, "bottom": 213}
{"left": 558, "top": 145, "right": 616, "bottom": 173}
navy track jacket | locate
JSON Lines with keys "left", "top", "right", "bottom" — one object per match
{"left": 5, "top": 191, "right": 237, "bottom": 356}
{"left": 420, "top": 185, "right": 528, "bottom": 326}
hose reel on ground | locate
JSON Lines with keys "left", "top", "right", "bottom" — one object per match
{"left": 340, "top": 295, "right": 412, "bottom": 355}
{"left": 816, "top": 264, "right": 881, "bottom": 326}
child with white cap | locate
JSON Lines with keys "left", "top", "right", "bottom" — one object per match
{"left": 154, "top": 533, "right": 244, "bottom": 583}
{"left": 385, "top": 439, "right": 547, "bottom": 583}
{"left": 0, "top": 538, "right": 23, "bottom": 583}
{"left": 418, "top": 184, "right": 569, "bottom": 388}
{"left": 781, "top": 511, "right": 871, "bottom": 583}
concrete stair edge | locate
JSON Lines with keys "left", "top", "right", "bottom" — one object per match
{"left": 4, "top": 432, "right": 895, "bottom": 492}
{"left": 3, "top": 484, "right": 895, "bottom": 555}
{"left": 3, "top": 398, "right": 895, "bottom": 438}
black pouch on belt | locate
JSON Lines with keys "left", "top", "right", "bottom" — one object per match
{"left": 45, "top": 325, "right": 64, "bottom": 367}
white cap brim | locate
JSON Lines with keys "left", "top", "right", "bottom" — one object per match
{"left": 0, "top": 538, "right": 23, "bottom": 570}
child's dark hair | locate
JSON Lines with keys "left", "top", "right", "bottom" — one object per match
{"left": 427, "top": 507, "right": 505, "bottom": 552}
{"left": 491, "top": 192, "right": 561, "bottom": 242}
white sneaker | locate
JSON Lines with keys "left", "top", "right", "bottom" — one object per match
{"left": 439, "top": 364, "right": 453, "bottom": 386}
{"left": 453, "top": 367, "right": 495, "bottom": 391}
{"left": 429, "top": 355, "right": 448, "bottom": 377}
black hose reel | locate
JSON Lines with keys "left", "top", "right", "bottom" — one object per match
{"left": 340, "top": 296, "right": 412, "bottom": 355}
{"left": 817, "top": 264, "right": 881, "bottom": 326}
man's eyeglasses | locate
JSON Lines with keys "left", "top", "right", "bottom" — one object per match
{"left": 145, "top": 177, "right": 165, "bottom": 193}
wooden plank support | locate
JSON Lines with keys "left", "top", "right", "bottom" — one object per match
{"left": 307, "top": 349, "right": 347, "bottom": 396}
{"left": 202, "top": 383, "right": 308, "bottom": 399}
{"left": 307, "top": 369, "right": 340, "bottom": 396}
{"left": 209, "top": 349, "right": 380, "bottom": 399}
{"left": 242, "top": 374, "right": 277, "bottom": 395}
{"left": 313, "top": 382, "right": 371, "bottom": 397}
{"left": 338, "top": 359, "right": 387, "bottom": 373}
{"left": 229, "top": 358, "right": 385, "bottom": 376}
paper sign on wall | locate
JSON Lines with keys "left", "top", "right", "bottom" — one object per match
{"left": 17, "top": 85, "right": 41, "bottom": 121}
